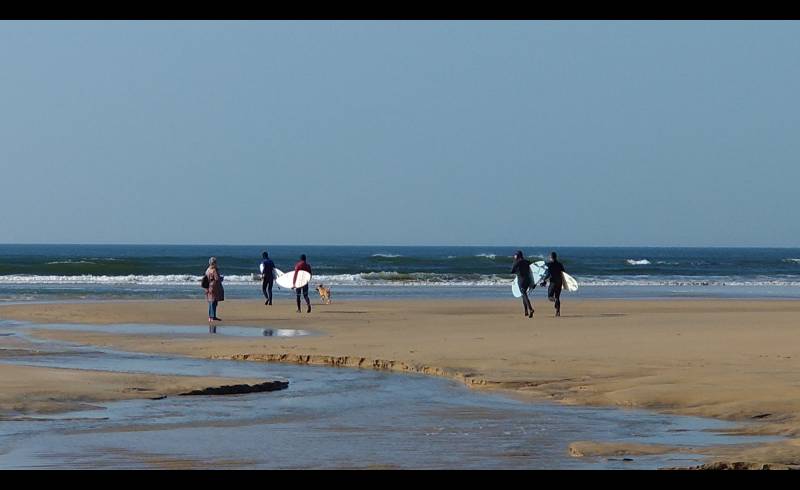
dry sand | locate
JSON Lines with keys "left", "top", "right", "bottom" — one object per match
{"left": 2, "top": 298, "right": 800, "bottom": 467}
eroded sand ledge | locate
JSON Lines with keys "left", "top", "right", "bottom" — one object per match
{"left": 0, "top": 364, "right": 282, "bottom": 414}
{"left": 3, "top": 298, "right": 800, "bottom": 468}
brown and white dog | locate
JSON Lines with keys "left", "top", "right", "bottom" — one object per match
{"left": 316, "top": 284, "right": 332, "bottom": 304}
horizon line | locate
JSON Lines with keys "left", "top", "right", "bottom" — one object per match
{"left": 1, "top": 242, "right": 799, "bottom": 249}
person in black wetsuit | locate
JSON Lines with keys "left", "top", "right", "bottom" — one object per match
{"left": 511, "top": 250, "right": 535, "bottom": 318}
{"left": 540, "top": 251, "right": 566, "bottom": 317}
{"left": 259, "top": 251, "right": 275, "bottom": 306}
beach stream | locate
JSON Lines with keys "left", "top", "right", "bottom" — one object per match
{"left": 0, "top": 320, "right": 782, "bottom": 469}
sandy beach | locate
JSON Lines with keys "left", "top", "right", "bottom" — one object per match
{"left": 0, "top": 325, "right": 286, "bottom": 415}
{"left": 2, "top": 298, "right": 800, "bottom": 467}
{"left": 0, "top": 364, "right": 276, "bottom": 415}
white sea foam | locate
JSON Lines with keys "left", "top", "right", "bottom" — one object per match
{"left": 784, "top": 258, "right": 800, "bottom": 264}
{"left": 475, "top": 253, "right": 497, "bottom": 259}
{"left": 571, "top": 276, "right": 800, "bottom": 287}
{"left": 626, "top": 259, "right": 651, "bottom": 266}
{"left": 371, "top": 254, "right": 402, "bottom": 258}
{"left": 1, "top": 273, "right": 799, "bottom": 288}
{"left": 46, "top": 260, "right": 97, "bottom": 265}
{"left": 0, "top": 274, "right": 255, "bottom": 286}
{"left": 312, "top": 273, "right": 514, "bottom": 287}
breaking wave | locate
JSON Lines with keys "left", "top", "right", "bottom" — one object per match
{"left": 2, "top": 273, "right": 800, "bottom": 288}
{"left": 626, "top": 259, "right": 652, "bottom": 266}
{"left": 46, "top": 260, "right": 98, "bottom": 265}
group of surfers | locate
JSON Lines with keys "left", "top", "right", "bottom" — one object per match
{"left": 203, "top": 252, "right": 313, "bottom": 323}
{"left": 202, "top": 250, "right": 567, "bottom": 323}
{"left": 511, "top": 251, "right": 566, "bottom": 318}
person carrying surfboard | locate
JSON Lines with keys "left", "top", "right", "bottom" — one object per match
{"left": 260, "top": 251, "right": 275, "bottom": 306}
{"left": 540, "top": 251, "right": 566, "bottom": 317}
{"left": 511, "top": 250, "right": 535, "bottom": 318}
{"left": 293, "top": 254, "right": 312, "bottom": 313}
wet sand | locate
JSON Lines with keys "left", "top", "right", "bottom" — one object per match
{"left": 0, "top": 332, "right": 282, "bottom": 414}
{"left": 0, "top": 364, "right": 272, "bottom": 415}
{"left": 2, "top": 298, "right": 800, "bottom": 467}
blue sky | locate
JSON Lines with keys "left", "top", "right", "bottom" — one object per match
{"left": 1, "top": 21, "right": 798, "bottom": 246}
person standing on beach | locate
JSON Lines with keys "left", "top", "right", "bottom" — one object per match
{"left": 204, "top": 257, "right": 224, "bottom": 323}
{"left": 540, "top": 251, "right": 565, "bottom": 317}
{"left": 293, "top": 254, "right": 312, "bottom": 313}
{"left": 511, "top": 250, "right": 535, "bottom": 318}
{"left": 259, "top": 251, "right": 275, "bottom": 306}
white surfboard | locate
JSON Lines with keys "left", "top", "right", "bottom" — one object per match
{"left": 259, "top": 263, "right": 281, "bottom": 280}
{"left": 562, "top": 272, "right": 579, "bottom": 292}
{"left": 512, "top": 261, "right": 546, "bottom": 298}
{"left": 275, "top": 269, "right": 311, "bottom": 289}
{"left": 531, "top": 261, "right": 547, "bottom": 284}
{"left": 512, "top": 262, "right": 578, "bottom": 296}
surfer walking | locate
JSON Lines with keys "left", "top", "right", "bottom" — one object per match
{"left": 293, "top": 254, "right": 312, "bottom": 313}
{"left": 260, "top": 251, "right": 275, "bottom": 306}
{"left": 511, "top": 250, "right": 535, "bottom": 318}
{"left": 540, "top": 251, "right": 565, "bottom": 317}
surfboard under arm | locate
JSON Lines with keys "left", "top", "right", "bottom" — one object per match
{"left": 561, "top": 272, "right": 579, "bottom": 292}
{"left": 275, "top": 269, "right": 311, "bottom": 289}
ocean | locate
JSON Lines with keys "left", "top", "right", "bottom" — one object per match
{"left": 1, "top": 244, "right": 800, "bottom": 302}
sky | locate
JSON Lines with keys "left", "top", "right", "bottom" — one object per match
{"left": 1, "top": 20, "right": 798, "bottom": 247}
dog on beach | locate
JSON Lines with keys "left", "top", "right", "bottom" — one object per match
{"left": 316, "top": 284, "right": 332, "bottom": 304}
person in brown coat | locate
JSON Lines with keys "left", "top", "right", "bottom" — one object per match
{"left": 204, "top": 257, "right": 224, "bottom": 323}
